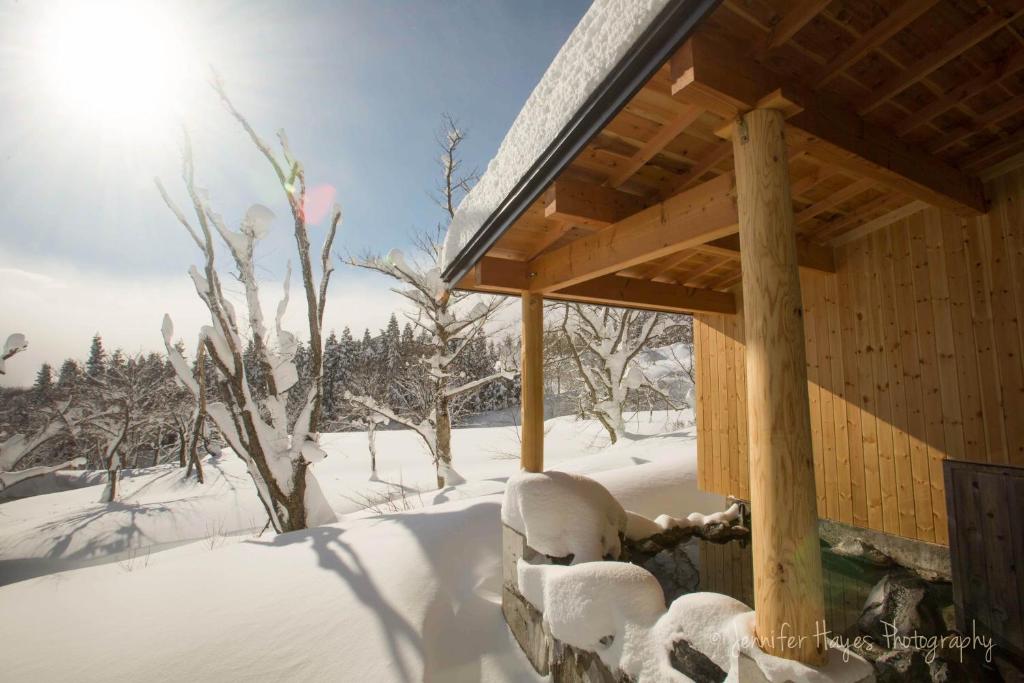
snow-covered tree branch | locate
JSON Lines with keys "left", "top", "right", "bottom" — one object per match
{"left": 558, "top": 304, "right": 669, "bottom": 444}
{"left": 343, "top": 115, "right": 513, "bottom": 488}
{"left": 156, "top": 81, "right": 340, "bottom": 533}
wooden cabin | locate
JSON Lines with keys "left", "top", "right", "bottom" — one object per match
{"left": 442, "top": 0, "right": 1024, "bottom": 667}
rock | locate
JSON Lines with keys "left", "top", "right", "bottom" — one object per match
{"left": 993, "top": 648, "right": 1024, "bottom": 683}
{"left": 669, "top": 638, "right": 726, "bottom": 683}
{"left": 858, "top": 571, "right": 946, "bottom": 643}
{"left": 550, "top": 642, "right": 624, "bottom": 683}
{"left": 872, "top": 647, "right": 930, "bottom": 682}
{"left": 831, "top": 538, "right": 896, "bottom": 567}
{"left": 502, "top": 586, "right": 552, "bottom": 675}
{"left": 641, "top": 544, "right": 700, "bottom": 603}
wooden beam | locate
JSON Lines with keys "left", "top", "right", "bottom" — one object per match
{"left": 520, "top": 292, "right": 544, "bottom": 473}
{"left": 467, "top": 257, "right": 531, "bottom": 294}
{"left": 928, "top": 93, "right": 1024, "bottom": 154}
{"left": 465, "top": 257, "right": 737, "bottom": 315}
{"left": 858, "top": 6, "right": 1022, "bottom": 115}
{"left": 814, "top": 0, "right": 939, "bottom": 87}
{"left": 812, "top": 193, "right": 907, "bottom": 242}
{"left": 759, "top": 0, "right": 830, "bottom": 52}
{"left": 526, "top": 221, "right": 576, "bottom": 260}
{"left": 556, "top": 275, "right": 737, "bottom": 315}
{"left": 657, "top": 140, "right": 732, "bottom": 199}
{"left": 733, "top": 107, "right": 826, "bottom": 666}
{"left": 703, "top": 234, "right": 836, "bottom": 273}
{"left": 544, "top": 179, "right": 646, "bottom": 228}
{"left": 794, "top": 178, "right": 873, "bottom": 224}
{"left": 606, "top": 105, "right": 702, "bottom": 188}
{"left": 960, "top": 127, "right": 1024, "bottom": 173}
{"left": 671, "top": 33, "right": 986, "bottom": 215}
{"left": 829, "top": 200, "right": 929, "bottom": 246}
{"left": 895, "top": 44, "right": 1024, "bottom": 135}
{"left": 528, "top": 173, "right": 739, "bottom": 292}
{"left": 677, "top": 255, "right": 733, "bottom": 286}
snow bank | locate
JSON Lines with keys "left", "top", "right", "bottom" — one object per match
{"left": 0, "top": 446, "right": 721, "bottom": 682}
{"left": 502, "top": 471, "right": 627, "bottom": 562}
{"left": 0, "top": 412, "right": 714, "bottom": 585}
{"left": 441, "top": 0, "right": 671, "bottom": 271}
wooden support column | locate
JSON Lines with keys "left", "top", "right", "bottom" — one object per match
{"left": 732, "top": 109, "right": 827, "bottom": 665}
{"left": 521, "top": 292, "right": 544, "bottom": 473}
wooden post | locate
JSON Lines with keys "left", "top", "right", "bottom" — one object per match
{"left": 732, "top": 108, "right": 827, "bottom": 665}
{"left": 521, "top": 292, "right": 544, "bottom": 472}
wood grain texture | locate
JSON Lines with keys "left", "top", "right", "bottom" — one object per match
{"left": 694, "top": 166, "right": 1024, "bottom": 545}
{"left": 733, "top": 109, "right": 826, "bottom": 665}
{"left": 520, "top": 292, "right": 544, "bottom": 473}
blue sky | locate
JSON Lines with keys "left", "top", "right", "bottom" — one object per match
{"left": 0, "top": 0, "right": 591, "bottom": 385}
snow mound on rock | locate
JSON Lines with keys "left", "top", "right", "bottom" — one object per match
{"left": 502, "top": 471, "right": 627, "bottom": 562}
{"left": 625, "top": 503, "right": 742, "bottom": 541}
{"left": 656, "top": 592, "right": 874, "bottom": 683}
{"left": 517, "top": 559, "right": 677, "bottom": 681}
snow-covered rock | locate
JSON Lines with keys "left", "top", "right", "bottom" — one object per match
{"left": 502, "top": 471, "right": 627, "bottom": 562}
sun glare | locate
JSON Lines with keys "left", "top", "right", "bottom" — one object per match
{"left": 35, "top": 2, "right": 193, "bottom": 136}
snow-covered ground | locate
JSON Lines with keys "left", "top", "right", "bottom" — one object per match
{"left": 0, "top": 410, "right": 697, "bottom": 584}
{"left": 0, "top": 410, "right": 723, "bottom": 682}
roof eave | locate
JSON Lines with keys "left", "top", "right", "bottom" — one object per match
{"left": 441, "top": 0, "right": 723, "bottom": 286}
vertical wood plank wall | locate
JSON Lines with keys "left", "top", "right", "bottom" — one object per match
{"left": 695, "top": 167, "right": 1024, "bottom": 545}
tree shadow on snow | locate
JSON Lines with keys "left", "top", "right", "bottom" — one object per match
{"left": 249, "top": 525, "right": 425, "bottom": 683}
{"left": 370, "top": 500, "right": 526, "bottom": 682}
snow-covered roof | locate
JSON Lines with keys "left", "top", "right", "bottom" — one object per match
{"left": 441, "top": 0, "right": 679, "bottom": 278}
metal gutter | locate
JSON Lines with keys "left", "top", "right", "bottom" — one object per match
{"left": 441, "top": 0, "right": 722, "bottom": 286}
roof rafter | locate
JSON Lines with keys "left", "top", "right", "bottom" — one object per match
{"left": 528, "top": 172, "right": 739, "bottom": 293}
{"left": 670, "top": 33, "right": 987, "bottom": 215}
{"left": 606, "top": 104, "right": 703, "bottom": 188}
{"left": 857, "top": 6, "right": 1023, "bottom": 115}
{"left": 759, "top": 0, "right": 831, "bottom": 53}
{"left": 814, "top": 0, "right": 940, "bottom": 87}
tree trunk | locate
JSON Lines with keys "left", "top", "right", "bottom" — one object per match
{"left": 105, "top": 466, "right": 120, "bottom": 503}
{"left": 367, "top": 420, "right": 377, "bottom": 477}
{"left": 178, "top": 428, "right": 188, "bottom": 468}
{"left": 435, "top": 392, "right": 451, "bottom": 489}
{"left": 595, "top": 413, "right": 618, "bottom": 445}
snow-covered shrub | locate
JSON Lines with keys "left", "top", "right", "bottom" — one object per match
{"left": 157, "top": 79, "right": 340, "bottom": 533}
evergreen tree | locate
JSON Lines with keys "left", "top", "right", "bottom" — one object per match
{"left": 57, "top": 359, "right": 81, "bottom": 390}
{"left": 322, "top": 331, "right": 341, "bottom": 423}
{"left": 86, "top": 334, "right": 106, "bottom": 377}
{"left": 33, "top": 363, "right": 54, "bottom": 402}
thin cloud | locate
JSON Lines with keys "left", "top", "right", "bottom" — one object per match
{"left": 0, "top": 258, "right": 410, "bottom": 387}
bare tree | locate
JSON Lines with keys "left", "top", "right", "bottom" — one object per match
{"left": 0, "top": 334, "right": 88, "bottom": 490}
{"left": 345, "top": 116, "right": 513, "bottom": 488}
{"left": 157, "top": 78, "right": 340, "bottom": 533}
{"left": 558, "top": 304, "right": 670, "bottom": 444}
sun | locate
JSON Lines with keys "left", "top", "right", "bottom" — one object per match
{"left": 34, "top": 1, "right": 193, "bottom": 137}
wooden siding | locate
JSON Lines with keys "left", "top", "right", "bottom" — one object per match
{"left": 695, "top": 166, "right": 1024, "bottom": 544}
